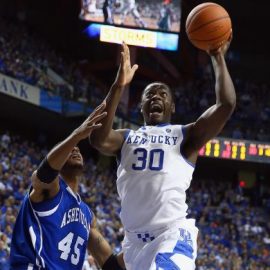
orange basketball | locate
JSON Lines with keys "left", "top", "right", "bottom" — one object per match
{"left": 186, "top": 2, "right": 232, "bottom": 51}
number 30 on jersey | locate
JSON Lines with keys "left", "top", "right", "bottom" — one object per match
{"left": 132, "top": 148, "right": 164, "bottom": 171}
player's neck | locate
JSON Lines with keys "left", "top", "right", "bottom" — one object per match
{"left": 61, "top": 173, "right": 80, "bottom": 193}
{"left": 144, "top": 122, "right": 171, "bottom": 126}
{"left": 66, "top": 179, "right": 79, "bottom": 193}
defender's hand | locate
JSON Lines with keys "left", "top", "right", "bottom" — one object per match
{"left": 115, "top": 42, "right": 138, "bottom": 87}
{"left": 72, "top": 102, "right": 107, "bottom": 141}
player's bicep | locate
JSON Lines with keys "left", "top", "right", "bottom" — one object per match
{"left": 91, "top": 129, "right": 126, "bottom": 156}
{"left": 30, "top": 170, "right": 60, "bottom": 203}
{"left": 186, "top": 104, "right": 233, "bottom": 150}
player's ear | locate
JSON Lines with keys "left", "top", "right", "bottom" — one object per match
{"left": 171, "top": 102, "right": 175, "bottom": 114}
{"left": 140, "top": 102, "right": 143, "bottom": 114}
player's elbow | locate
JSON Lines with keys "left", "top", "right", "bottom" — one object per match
{"left": 89, "top": 133, "right": 106, "bottom": 149}
{"left": 217, "top": 101, "right": 236, "bottom": 118}
{"left": 218, "top": 96, "right": 236, "bottom": 114}
{"left": 89, "top": 134, "right": 112, "bottom": 155}
{"left": 226, "top": 98, "right": 236, "bottom": 112}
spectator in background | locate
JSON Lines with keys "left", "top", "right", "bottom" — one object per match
{"left": 0, "top": 240, "right": 9, "bottom": 270}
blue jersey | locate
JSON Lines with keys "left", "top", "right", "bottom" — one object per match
{"left": 10, "top": 179, "right": 93, "bottom": 270}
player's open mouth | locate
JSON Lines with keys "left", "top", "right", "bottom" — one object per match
{"left": 149, "top": 103, "right": 163, "bottom": 117}
{"left": 71, "top": 155, "right": 81, "bottom": 161}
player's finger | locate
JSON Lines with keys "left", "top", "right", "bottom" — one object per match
{"left": 89, "top": 103, "right": 105, "bottom": 116}
{"left": 122, "top": 42, "right": 128, "bottom": 62}
{"left": 120, "top": 52, "right": 125, "bottom": 66}
{"left": 91, "top": 102, "right": 106, "bottom": 117}
{"left": 97, "top": 100, "right": 106, "bottom": 112}
{"left": 84, "top": 123, "right": 102, "bottom": 133}
{"left": 125, "top": 43, "right": 130, "bottom": 62}
{"left": 207, "top": 47, "right": 219, "bottom": 56}
{"left": 131, "top": 64, "right": 139, "bottom": 74}
{"left": 121, "top": 42, "right": 125, "bottom": 56}
{"left": 91, "top": 111, "right": 107, "bottom": 123}
{"left": 89, "top": 123, "right": 103, "bottom": 131}
{"left": 88, "top": 112, "right": 107, "bottom": 125}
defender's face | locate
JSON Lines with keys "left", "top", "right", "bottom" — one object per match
{"left": 65, "top": 147, "right": 84, "bottom": 168}
{"left": 141, "top": 83, "right": 175, "bottom": 125}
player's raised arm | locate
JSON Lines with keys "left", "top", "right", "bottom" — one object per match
{"left": 30, "top": 103, "right": 107, "bottom": 202}
{"left": 90, "top": 42, "right": 138, "bottom": 156}
{"left": 88, "top": 215, "right": 125, "bottom": 270}
{"left": 183, "top": 35, "right": 236, "bottom": 160}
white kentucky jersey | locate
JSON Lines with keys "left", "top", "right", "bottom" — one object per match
{"left": 117, "top": 124, "right": 195, "bottom": 232}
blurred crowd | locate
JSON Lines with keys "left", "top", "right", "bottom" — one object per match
{"left": 0, "top": 16, "right": 101, "bottom": 103}
{"left": 0, "top": 131, "right": 269, "bottom": 269}
{"left": 173, "top": 71, "right": 270, "bottom": 141}
{"left": 188, "top": 181, "right": 270, "bottom": 270}
{"left": 0, "top": 16, "right": 270, "bottom": 141}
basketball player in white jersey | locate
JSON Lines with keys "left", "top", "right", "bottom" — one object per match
{"left": 90, "top": 39, "right": 235, "bottom": 270}
{"left": 119, "top": 0, "right": 146, "bottom": 28}
{"left": 81, "top": 0, "right": 96, "bottom": 16}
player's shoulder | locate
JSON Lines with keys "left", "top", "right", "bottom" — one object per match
{"left": 155, "top": 123, "right": 182, "bottom": 130}
{"left": 181, "top": 123, "right": 195, "bottom": 138}
{"left": 116, "top": 128, "right": 133, "bottom": 139}
{"left": 115, "top": 128, "right": 130, "bottom": 134}
{"left": 79, "top": 200, "right": 95, "bottom": 223}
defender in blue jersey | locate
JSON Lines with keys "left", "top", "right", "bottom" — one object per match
{"left": 90, "top": 41, "right": 236, "bottom": 270}
{"left": 10, "top": 103, "right": 125, "bottom": 270}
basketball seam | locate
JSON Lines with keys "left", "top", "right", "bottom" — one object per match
{"left": 190, "top": 27, "right": 231, "bottom": 42}
{"left": 186, "top": 3, "right": 221, "bottom": 30}
{"left": 188, "top": 16, "right": 230, "bottom": 35}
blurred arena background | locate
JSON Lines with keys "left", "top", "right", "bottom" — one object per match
{"left": 0, "top": 0, "right": 269, "bottom": 269}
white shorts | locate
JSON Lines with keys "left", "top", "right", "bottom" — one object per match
{"left": 122, "top": 219, "right": 198, "bottom": 270}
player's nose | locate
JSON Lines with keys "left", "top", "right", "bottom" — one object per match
{"left": 72, "top": 147, "right": 80, "bottom": 154}
{"left": 151, "top": 92, "right": 162, "bottom": 100}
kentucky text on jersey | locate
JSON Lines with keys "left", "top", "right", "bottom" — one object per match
{"left": 61, "top": 207, "right": 89, "bottom": 233}
{"left": 126, "top": 134, "right": 178, "bottom": 146}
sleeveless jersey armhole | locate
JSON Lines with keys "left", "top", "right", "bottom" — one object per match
{"left": 88, "top": 207, "right": 95, "bottom": 226}
{"left": 30, "top": 182, "right": 63, "bottom": 216}
{"left": 180, "top": 125, "right": 195, "bottom": 168}
{"left": 116, "top": 129, "right": 131, "bottom": 164}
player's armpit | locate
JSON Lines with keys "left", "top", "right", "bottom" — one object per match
{"left": 90, "top": 129, "right": 127, "bottom": 156}
{"left": 183, "top": 103, "right": 234, "bottom": 153}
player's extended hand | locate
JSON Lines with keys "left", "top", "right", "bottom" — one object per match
{"left": 115, "top": 42, "right": 138, "bottom": 87}
{"left": 207, "top": 30, "right": 233, "bottom": 57}
{"left": 72, "top": 101, "right": 107, "bottom": 141}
